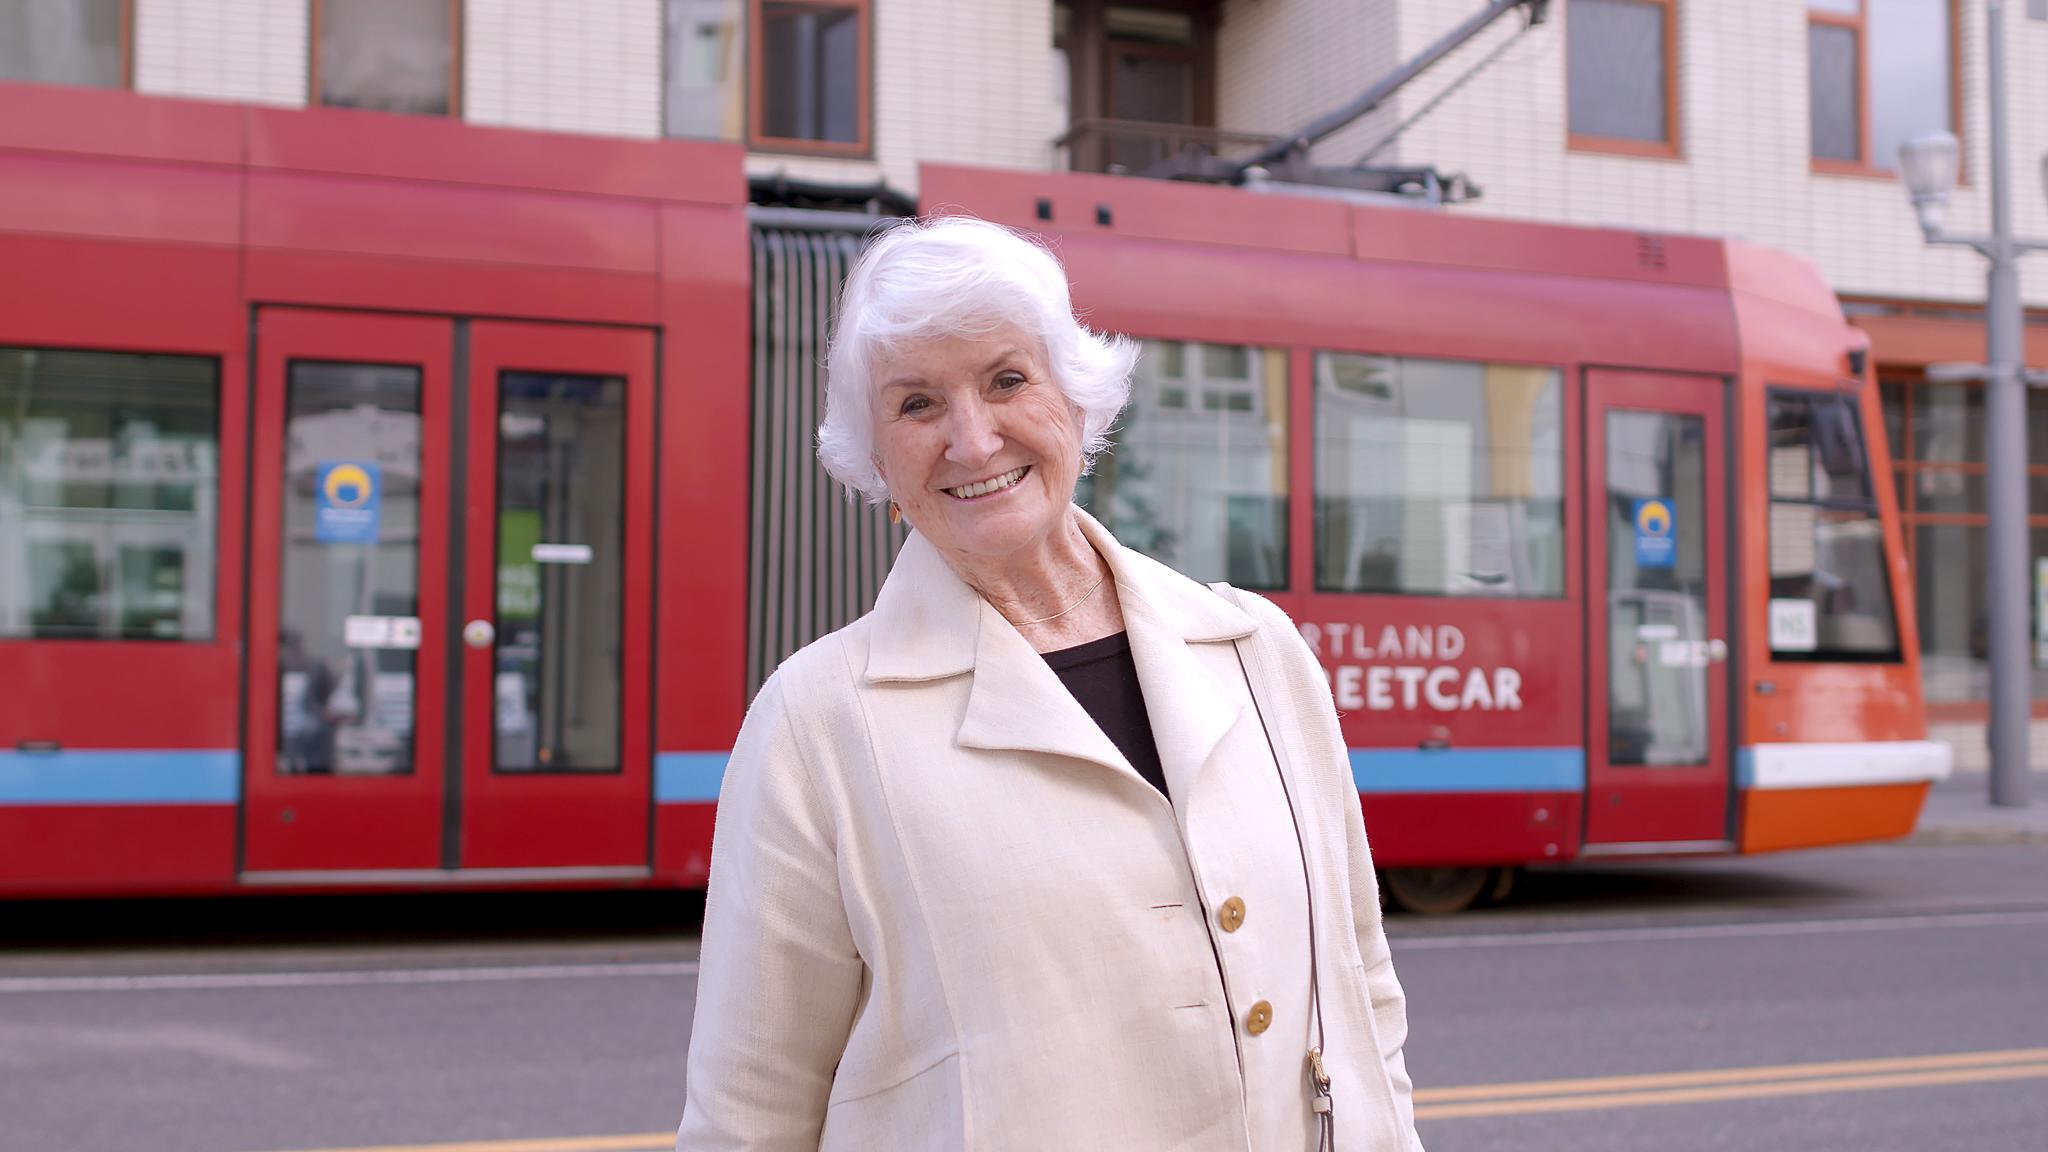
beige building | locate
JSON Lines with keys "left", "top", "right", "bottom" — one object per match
{"left": 7, "top": 0, "right": 2044, "bottom": 766}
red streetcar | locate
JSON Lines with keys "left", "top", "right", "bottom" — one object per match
{"left": 0, "top": 82, "right": 1946, "bottom": 911}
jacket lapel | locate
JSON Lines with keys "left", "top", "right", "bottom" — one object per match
{"left": 1074, "top": 514, "right": 1255, "bottom": 803}
{"left": 865, "top": 528, "right": 1134, "bottom": 781}
{"left": 861, "top": 511, "right": 1261, "bottom": 795}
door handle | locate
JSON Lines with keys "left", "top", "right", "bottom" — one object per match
{"left": 1707, "top": 638, "right": 1728, "bottom": 664}
{"left": 463, "top": 619, "right": 496, "bottom": 649}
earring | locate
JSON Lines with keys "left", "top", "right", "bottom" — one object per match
{"left": 888, "top": 501, "right": 902, "bottom": 525}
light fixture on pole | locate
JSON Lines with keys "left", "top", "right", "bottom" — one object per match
{"left": 1894, "top": 0, "right": 2041, "bottom": 809}
{"left": 1899, "top": 132, "right": 1959, "bottom": 239}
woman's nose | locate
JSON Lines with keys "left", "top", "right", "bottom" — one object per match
{"left": 943, "top": 398, "right": 1002, "bottom": 465}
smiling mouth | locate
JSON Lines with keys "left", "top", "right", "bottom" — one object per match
{"left": 943, "top": 465, "right": 1031, "bottom": 501}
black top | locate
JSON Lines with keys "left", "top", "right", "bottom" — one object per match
{"left": 1041, "top": 631, "right": 1169, "bottom": 799}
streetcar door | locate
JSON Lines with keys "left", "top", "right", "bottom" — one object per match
{"left": 244, "top": 310, "right": 453, "bottom": 873}
{"left": 1583, "top": 369, "right": 1732, "bottom": 848}
{"left": 455, "top": 322, "right": 656, "bottom": 869}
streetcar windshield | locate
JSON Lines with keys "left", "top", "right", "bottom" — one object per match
{"left": 1765, "top": 390, "right": 1902, "bottom": 661}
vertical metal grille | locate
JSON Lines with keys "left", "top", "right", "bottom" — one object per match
{"left": 747, "top": 216, "right": 906, "bottom": 697}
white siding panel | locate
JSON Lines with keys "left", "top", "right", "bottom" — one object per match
{"left": 134, "top": 0, "right": 308, "bottom": 106}
{"left": 464, "top": 0, "right": 664, "bottom": 139}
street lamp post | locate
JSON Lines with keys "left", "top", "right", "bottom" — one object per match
{"left": 1898, "top": 0, "right": 2041, "bottom": 808}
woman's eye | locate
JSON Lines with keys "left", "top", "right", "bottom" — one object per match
{"left": 993, "top": 373, "right": 1026, "bottom": 392}
{"left": 900, "top": 396, "right": 931, "bottom": 416}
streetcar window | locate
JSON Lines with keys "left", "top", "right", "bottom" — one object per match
{"left": 1766, "top": 391, "right": 1901, "bottom": 661}
{"left": 0, "top": 348, "right": 220, "bottom": 641}
{"left": 278, "top": 361, "right": 423, "bottom": 777}
{"left": 1077, "top": 340, "right": 1288, "bottom": 589}
{"left": 315, "top": 0, "right": 457, "bottom": 117}
{"left": 1313, "top": 354, "right": 1565, "bottom": 598}
{"left": 0, "top": 0, "right": 124, "bottom": 88}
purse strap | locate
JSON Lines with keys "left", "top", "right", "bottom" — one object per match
{"left": 1212, "top": 583, "right": 1335, "bottom": 1152}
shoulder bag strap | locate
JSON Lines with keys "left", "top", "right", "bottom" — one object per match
{"left": 1211, "top": 583, "right": 1336, "bottom": 1152}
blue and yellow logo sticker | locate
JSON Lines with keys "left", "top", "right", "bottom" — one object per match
{"left": 315, "top": 460, "right": 381, "bottom": 544}
{"left": 322, "top": 463, "right": 375, "bottom": 509}
{"left": 1636, "top": 499, "right": 1672, "bottom": 539}
{"left": 1633, "top": 498, "right": 1676, "bottom": 569}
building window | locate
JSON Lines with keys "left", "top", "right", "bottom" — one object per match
{"left": 1566, "top": 0, "right": 1679, "bottom": 156}
{"left": 1054, "top": 1, "right": 1217, "bottom": 175}
{"left": 1314, "top": 354, "right": 1566, "bottom": 598}
{"left": 1808, "top": 0, "right": 1956, "bottom": 173}
{"left": 0, "top": 348, "right": 219, "bottom": 642}
{"left": 312, "top": 0, "right": 460, "bottom": 117}
{"left": 1883, "top": 377, "right": 2048, "bottom": 705}
{"left": 666, "top": 0, "right": 745, "bottom": 140}
{"left": 1078, "top": 341, "right": 1287, "bottom": 589}
{"left": 1765, "top": 391, "right": 1901, "bottom": 661}
{"left": 0, "top": 0, "right": 128, "bottom": 88}
{"left": 750, "top": 0, "right": 868, "bottom": 153}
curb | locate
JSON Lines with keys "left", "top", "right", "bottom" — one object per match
{"left": 1904, "top": 824, "right": 2048, "bottom": 847}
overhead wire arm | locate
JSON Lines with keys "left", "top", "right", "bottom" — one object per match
{"left": 1230, "top": 0, "right": 1550, "bottom": 178}
{"left": 1355, "top": 9, "right": 1544, "bottom": 166}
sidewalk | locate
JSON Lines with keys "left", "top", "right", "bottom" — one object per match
{"left": 1906, "top": 772, "right": 2048, "bottom": 846}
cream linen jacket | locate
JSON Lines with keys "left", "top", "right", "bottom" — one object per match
{"left": 676, "top": 510, "right": 1423, "bottom": 1152}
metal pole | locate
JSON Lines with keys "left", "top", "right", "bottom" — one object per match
{"left": 1983, "top": 0, "right": 2032, "bottom": 806}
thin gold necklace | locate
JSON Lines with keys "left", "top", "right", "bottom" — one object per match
{"left": 1004, "top": 567, "right": 1109, "bottom": 627}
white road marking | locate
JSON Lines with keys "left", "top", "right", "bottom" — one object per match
{"left": 1390, "top": 906, "right": 2048, "bottom": 950}
{"left": 0, "top": 959, "right": 699, "bottom": 994}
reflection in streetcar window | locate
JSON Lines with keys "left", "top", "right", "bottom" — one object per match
{"left": 1766, "top": 390, "right": 1901, "bottom": 661}
{"left": 0, "top": 347, "right": 219, "bottom": 641}
{"left": 277, "top": 361, "right": 422, "bottom": 776}
{"left": 1314, "top": 353, "right": 1564, "bottom": 598}
{"left": 1078, "top": 339, "right": 1288, "bottom": 589}
{"left": 494, "top": 372, "right": 626, "bottom": 775}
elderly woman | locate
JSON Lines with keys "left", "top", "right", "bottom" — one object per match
{"left": 676, "top": 218, "right": 1422, "bottom": 1152}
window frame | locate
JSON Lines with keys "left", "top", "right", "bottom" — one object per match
{"left": 747, "top": 0, "right": 873, "bottom": 158}
{"left": 1807, "top": 0, "right": 1963, "bottom": 179}
{"left": 1310, "top": 349, "right": 1570, "bottom": 601}
{"left": 1565, "top": 0, "right": 1683, "bottom": 160}
{"left": 1763, "top": 386, "right": 1905, "bottom": 664}
{"left": 307, "top": 0, "right": 465, "bottom": 119}
{"left": 1883, "top": 373, "right": 2048, "bottom": 718}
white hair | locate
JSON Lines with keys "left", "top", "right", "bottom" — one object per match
{"left": 816, "top": 215, "right": 1137, "bottom": 502}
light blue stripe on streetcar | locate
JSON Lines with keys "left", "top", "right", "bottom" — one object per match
{"left": 0, "top": 749, "right": 239, "bottom": 805}
{"left": 1736, "top": 746, "right": 1757, "bottom": 789}
{"left": 656, "top": 752, "right": 729, "bottom": 802}
{"left": 1350, "top": 746, "right": 1584, "bottom": 794}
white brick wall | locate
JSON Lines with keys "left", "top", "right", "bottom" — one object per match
{"left": 465, "top": 0, "right": 663, "bottom": 138}
{"left": 745, "top": 0, "right": 1059, "bottom": 195}
{"left": 1215, "top": 0, "right": 1401, "bottom": 164}
{"left": 1928, "top": 719, "right": 2048, "bottom": 773}
{"left": 1239, "top": 0, "right": 2048, "bottom": 307}
{"left": 133, "top": 0, "right": 308, "bottom": 106}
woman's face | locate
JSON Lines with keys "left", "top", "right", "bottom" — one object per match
{"left": 871, "top": 324, "right": 1082, "bottom": 569}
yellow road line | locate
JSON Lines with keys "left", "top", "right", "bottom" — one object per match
{"left": 1418, "top": 1059, "right": 2048, "bottom": 1122}
{"left": 261, "top": 1048, "right": 2048, "bottom": 1148}
{"left": 253, "top": 1135, "right": 673, "bottom": 1152}
{"left": 1417, "top": 1044, "right": 2048, "bottom": 1104}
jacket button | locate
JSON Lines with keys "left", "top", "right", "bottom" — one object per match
{"left": 1245, "top": 1000, "right": 1272, "bottom": 1036}
{"left": 1218, "top": 896, "right": 1246, "bottom": 933}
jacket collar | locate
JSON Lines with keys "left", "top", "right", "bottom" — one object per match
{"left": 863, "top": 507, "right": 1258, "bottom": 794}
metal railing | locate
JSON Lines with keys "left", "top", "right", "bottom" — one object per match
{"left": 1053, "top": 118, "right": 1282, "bottom": 179}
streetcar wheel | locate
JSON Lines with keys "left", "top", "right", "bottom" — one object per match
{"left": 1381, "top": 867, "right": 1490, "bottom": 916}
{"left": 1484, "top": 866, "right": 1519, "bottom": 906}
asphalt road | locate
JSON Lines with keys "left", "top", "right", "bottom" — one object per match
{"left": 2, "top": 842, "right": 2044, "bottom": 1152}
